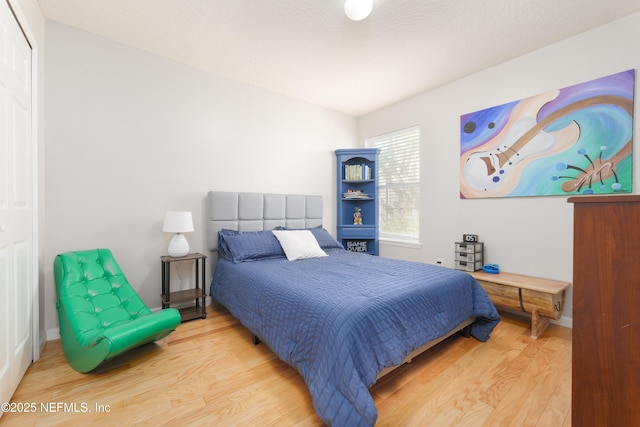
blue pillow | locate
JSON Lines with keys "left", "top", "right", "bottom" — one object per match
{"left": 275, "top": 226, "right": 343, "bottom": 250}
{"left": 217, "top": 229, "right": 237, "bottom": 261}
{"left": 218, "top": 229, "right": 286, "bottom": 263}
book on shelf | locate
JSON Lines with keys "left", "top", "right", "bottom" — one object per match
{"left": 344, "top": 164, "right": 372, "bottom": 181}
{"left": 343, "top": 189, "right": 369, "bottom": 199}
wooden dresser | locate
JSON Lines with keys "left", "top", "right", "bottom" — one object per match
{"left": 569, "top": 195, "right": 640, "bottom": 426}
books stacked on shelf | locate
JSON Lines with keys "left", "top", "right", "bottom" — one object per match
{"left": 343, "top": 189, "right": 369, "bottom": 199}
{"left": 344, "top": 164, "right": 372, "bottom": 181}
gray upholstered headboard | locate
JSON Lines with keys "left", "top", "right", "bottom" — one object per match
{"left": 206, "top": 191, "right": 323, "bottom": 252}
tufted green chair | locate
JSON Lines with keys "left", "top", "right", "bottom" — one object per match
{"left": 54, "top": 249, "right": 182, "bottom": 373}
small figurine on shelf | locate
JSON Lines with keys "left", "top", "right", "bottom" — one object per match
{"left": 353, "top": 207, "right": 363, "bottom": 225}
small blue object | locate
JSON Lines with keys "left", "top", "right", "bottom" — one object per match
{"left": 482, "top": 264, "right": 500, "bottom": 274}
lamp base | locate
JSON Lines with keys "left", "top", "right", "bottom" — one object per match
{"left": 168, "top": 233, "right": 189, "bottom": 257}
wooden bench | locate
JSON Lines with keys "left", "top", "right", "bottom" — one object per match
{"left": 469, "top": 270, "right": 571, "bottom": 339}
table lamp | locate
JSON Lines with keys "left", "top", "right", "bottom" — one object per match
{"left": 163, "top": 211, "right": 194, "bottom": 257}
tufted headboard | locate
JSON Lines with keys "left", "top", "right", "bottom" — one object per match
{"left": 206, "top": 191, "right": 323, "bottom": 252}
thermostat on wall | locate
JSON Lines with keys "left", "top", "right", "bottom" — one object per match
{"left": 463, "top": 234, "right": 478, "bottom": 242}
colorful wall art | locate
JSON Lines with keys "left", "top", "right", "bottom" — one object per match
{"left": 460, "top": 70, "right": 634, "bottom": 198}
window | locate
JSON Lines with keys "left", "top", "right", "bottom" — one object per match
{"left": 367, "top": 126, "right": 420, "bottom": 242}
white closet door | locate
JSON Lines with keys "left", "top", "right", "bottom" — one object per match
{"left": 0, "top": 0, "right": 33, "bottom": 409}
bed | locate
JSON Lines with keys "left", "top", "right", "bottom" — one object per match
{"left": 207, "top": 191, "right": 500, "bottom": 426}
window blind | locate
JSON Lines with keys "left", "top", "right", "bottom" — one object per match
{"left": 367, "top": 126, "right": 420, "bottom": 241}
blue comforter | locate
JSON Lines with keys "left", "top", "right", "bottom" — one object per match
{"left": 210, "top": 248, "right": 500, "bottom": 426}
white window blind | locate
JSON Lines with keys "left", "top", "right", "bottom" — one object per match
{"left": 367, "top": 126, "right": 420, "bottom": 241}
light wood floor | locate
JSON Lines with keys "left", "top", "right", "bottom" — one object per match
{"left": 2, "top": 306, "right": 571, "bottom": 426}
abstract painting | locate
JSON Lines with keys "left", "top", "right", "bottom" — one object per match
{"left": 460, "top": 69, "right": 634, "bottom": 198}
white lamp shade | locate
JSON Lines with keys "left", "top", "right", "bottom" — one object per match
{"left": 162, "top": 211, "right": 194, "bottom": 233}
{"left": 344, "top": 0, "right": 373, "bottom": 21}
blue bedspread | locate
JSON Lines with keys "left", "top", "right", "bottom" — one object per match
{"left": 210, "top": 248, "right": 500, "bottom": 426}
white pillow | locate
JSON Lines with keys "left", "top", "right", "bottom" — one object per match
{"left": 272, "top": 230, "right": 327, "bottom": 261}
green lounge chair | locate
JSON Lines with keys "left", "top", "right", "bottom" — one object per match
{"left": 54, "top": 249, "right": 182, "bottom": 372}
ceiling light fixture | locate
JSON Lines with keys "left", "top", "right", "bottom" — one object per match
{"left": 344, "top": 0, "right": 373, "bottom": 21}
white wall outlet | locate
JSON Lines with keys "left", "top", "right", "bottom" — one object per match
{"left": 436, "top": 258, "right": 444, "bottom": 265}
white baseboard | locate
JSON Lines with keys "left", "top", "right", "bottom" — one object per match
{"left": 499, "top": 307, "right": 573, "bottom": 329}
{"left": 46, "top": 328, "right": 60, "bottom": 341}
{"left": 554, "top": 314, "right": 573, "bottom": 329}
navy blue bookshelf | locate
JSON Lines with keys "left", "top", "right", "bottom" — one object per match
{"left": 335, "top": 148, "right": 379, "bottom": 255}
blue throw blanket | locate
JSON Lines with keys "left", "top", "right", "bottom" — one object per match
{"left": 211, "top": 249, "right": 500, "bottom": 426}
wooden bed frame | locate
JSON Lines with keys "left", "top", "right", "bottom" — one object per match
{"left": 206, "top": 191, "right": 475, "bottom": 379}
{"left": 376, "top": 317, "right": 474, "bottom": 379}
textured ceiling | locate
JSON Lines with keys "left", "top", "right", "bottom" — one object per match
{"left": 38, "top": 0, "right": 640, "bottom": 116}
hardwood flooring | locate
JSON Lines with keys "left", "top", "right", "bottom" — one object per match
{"left": 1, "top": 307, "right": 571, "bottom": 426}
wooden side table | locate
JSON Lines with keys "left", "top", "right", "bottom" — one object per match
{"left": 161, "top": 253, "right": 207, "bottom": 322}
{"left": 469, "top": 270, "right": 570, "bottom": 338}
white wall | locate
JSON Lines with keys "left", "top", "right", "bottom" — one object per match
{"left": 44, "top": 22, "right": 357, "bottom": 336}
{"left": 43, "top": 11, "right": 640, "bottom": 337}
{"left": 359, "top": 12, "right": 640, "bottom": 327}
